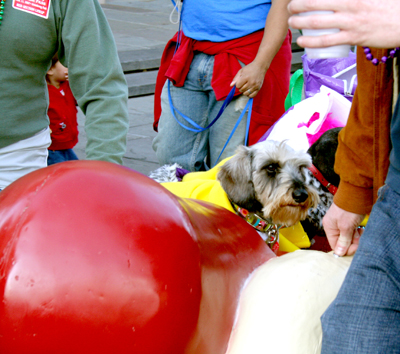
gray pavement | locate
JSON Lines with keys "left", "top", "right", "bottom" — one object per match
{"left": 74, "top": 0, "right": 179, "bottom": 176}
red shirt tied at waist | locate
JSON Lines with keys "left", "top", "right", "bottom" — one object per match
{"left": 154, "top": 30, "right": 292, "bottom": 146}
{"left": 47, "top": 81, "right": 79, "bottom": 151}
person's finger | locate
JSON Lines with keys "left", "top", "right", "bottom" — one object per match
{"left": 230, "top": 71, "right": 242, "bottom": 87}
{"left": 296, "top": 28, "right": 356, "bottom": 48}
{"left": 289, "top": 11, "right": 345, "bottom": 28}
{"left": 247, "top": 88, "right": 260, "bottom": 98}
{"left": 243, "top": 87, "right": 259, "bottom": 96}
{"left": 346, "top": 235, "right": 360, "bottom": 256}
{"left": 334, "top": 230, "right": 354, "bottom": 256}
{"left": 237, "top": 83, "right": 249, "bottom": 92}
{"left": 244, "top": 88, "right": 252, "bottom": 95}
{"left": 344, "top": 227, "right": 362, "bottom": 255}
{"left": 325, "top": 232, "right": 339, "bottom": 253}
{"left": 288, "top": 0, "right": 341, "bottom": 15}
{"left": 346, "top": 244, "right": 357, "bottom": 256}
{"left": 234, "top": 79, "right": 250, "bottom": 92}
{"left": 231, "top": 70, "right": 253, "bottom": 90}
{"left": 322, "top": 213, "right": 340, "bottom": 250}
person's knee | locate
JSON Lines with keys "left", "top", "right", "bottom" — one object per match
{"left": 152, "top": 136, "right": 170, "bottom": 165}
{"left": 155, "top": 150, "right": 173, "bottom": 166}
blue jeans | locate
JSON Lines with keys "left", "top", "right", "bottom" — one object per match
{"left": 321, "top": 184, "right": 400, "bottom": 353}
{"left": 152, "top": 52, "right": 247, "bottom": 171}
{"left": 47, "top": 149, "right": 78, "bottom": 166}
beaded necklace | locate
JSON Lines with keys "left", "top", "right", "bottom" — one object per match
{"left": 0, "top": 0, "right": 5, "bottom": 26}
{"left": 363, "top": 46, "right": 400, "bottom": 65}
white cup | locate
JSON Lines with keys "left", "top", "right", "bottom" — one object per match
{"left": 299, "top": 11, "right": 350, "bottom": 59}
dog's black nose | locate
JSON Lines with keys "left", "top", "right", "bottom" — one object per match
{"left": 292, "top": 188, "right": 308, "bottom": 203}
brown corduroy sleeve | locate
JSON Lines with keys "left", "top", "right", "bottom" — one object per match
{"left": 333, "top": 47, "right": 393, "bottom": 215}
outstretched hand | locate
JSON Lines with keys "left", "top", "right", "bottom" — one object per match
{"left": 322, "top": 202, "right": 366, "bottom": 256}
{"left": 287, "top": 0, "right": 400, "bottom": 49}
{"left": 230, "top": 61, "right": 266, "bottom": 98}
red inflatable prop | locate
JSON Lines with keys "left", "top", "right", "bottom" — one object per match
{"left": 0, "top": 161, "right": 275, "bottom": 354}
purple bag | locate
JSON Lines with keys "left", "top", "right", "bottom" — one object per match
{"left": 302, "top": 51, "right": 357, "bottom": 102}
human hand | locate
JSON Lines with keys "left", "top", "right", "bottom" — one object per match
{"left": 230, "top": 61, "right": 266, "bottom": 98}
{"left": 322, "top": 202, "right": 366, "bottom": 257}
{"left": 287, "top": 0, "right": 400, "bottom": 49}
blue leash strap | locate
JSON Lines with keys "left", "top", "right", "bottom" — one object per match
{"left": 245, "top": 99, "right": 252, "bottom": 146}
{"left": 214, "top": 97, "right": 253, "bottom": 166}
{"left": 168, "top": 80, "right": 237, "bottom": 132}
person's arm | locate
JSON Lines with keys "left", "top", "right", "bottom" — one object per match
{"left": 56, "top": 0, "right": 129, "bottom": 165}
{"left": 322, "top": 47, "right": 393, "bottom": 256}
{"left": 231, "top": 0, "right": 291, "bottom": 98}
{"left": 287, "top": 0, "right": 400, "bottom": 49}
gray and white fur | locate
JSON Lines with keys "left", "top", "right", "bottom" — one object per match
{"left": 217, "top": 140, "right": 320, "bottom": 227}
{"left": 149, "top": 128, "right": 341, "bottom": 240}
{"left": 300, "top": 127, "right": 342, "bottom": 238}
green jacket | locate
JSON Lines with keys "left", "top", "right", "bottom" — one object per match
{"left": 0, "top": 0, "right": 129, "bottom": 164}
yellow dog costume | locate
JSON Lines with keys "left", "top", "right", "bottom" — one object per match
{"left": 162, "top": 158, "right": 311, "bottom": 254}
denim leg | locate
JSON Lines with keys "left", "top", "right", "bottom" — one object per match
{"left": 47, "top": 149, "right": 79, "bottom": 166}
{"left": 152, "top": 52, "right": 246, "bottom": 171}
{"left": 321, "top": 185, "right": 400, "bottom": 354}
{"left": 153, "top": 53, "right": 211, "bottom": 171}
{"left": 207, "top": 90, "right": 247, "bottom": 168}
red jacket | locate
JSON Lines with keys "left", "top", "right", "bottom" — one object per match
{"left": 154, "top": 30, "right": 292, "bottom": 145}
{"left": 47, "top": 81, "right": 79, "bottom": 150}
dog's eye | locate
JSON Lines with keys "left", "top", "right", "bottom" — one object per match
{"left": 264, "top": 163, "right": 279, "bottom": 175}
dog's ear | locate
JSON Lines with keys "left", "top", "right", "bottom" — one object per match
{"left": 217, "top": 146, "right": 261, "bottom": 211}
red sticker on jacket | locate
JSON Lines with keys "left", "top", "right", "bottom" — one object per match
{"left": 13, "top": 0, "right": 51, "bottom": 19}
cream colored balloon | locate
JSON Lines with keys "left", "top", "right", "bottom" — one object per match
{"left": 225, "top": 250, "right": 353, "bottom": 354}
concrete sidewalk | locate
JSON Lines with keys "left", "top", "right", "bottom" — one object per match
{"left": 74, "top": 0, "right": 179, "bottom": 176}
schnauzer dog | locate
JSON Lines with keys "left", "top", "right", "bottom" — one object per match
{"left": 217, "top": 140, "right": 320, "bottom": 228}
{"left": 149, "top": 127, "right": 341, "bottom": 243}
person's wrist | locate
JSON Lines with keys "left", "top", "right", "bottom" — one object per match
{"left": 251, "top": 58, "right": 269, "bottom": 75}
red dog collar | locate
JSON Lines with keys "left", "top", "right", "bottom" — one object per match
{"left": 308, "top": 164, "right": 338, "bottom": 195}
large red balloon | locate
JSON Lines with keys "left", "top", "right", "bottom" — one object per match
{"left": 0, "top": 161, "right": 274, "bottom": 354}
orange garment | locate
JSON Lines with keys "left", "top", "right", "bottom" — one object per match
{"left": 333, "top": 47, "right": 393, "bottom": 214}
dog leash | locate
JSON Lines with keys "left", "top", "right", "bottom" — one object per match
{"left": 167, "top": 0, "right": 253, "bottom": 166}
{"left": 308, "top": 164, "right": 338, "bottom": 195}
{"left": 168, "top": 81, "right": 237, "bottom": 134}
